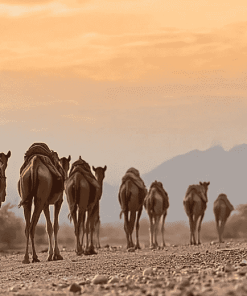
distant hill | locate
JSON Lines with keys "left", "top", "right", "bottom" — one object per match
{"left": 8, "top": 144, "right": 247, "bottom": 225}
{"left": 141, "top": 144, "right": 247, "bottom": 223}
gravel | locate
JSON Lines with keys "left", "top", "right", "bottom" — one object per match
{"left": 1, "top": 241, "right": 247, "bottom": 295}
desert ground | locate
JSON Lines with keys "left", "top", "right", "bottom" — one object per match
{"left": 2, "top": 240, "right": 247, "bottom": 296}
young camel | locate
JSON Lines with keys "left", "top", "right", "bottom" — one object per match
{"left": 144, "top": 181, "right": 169, "bottom": 249}
{"left": 18, "top": 148, "right": 71, "bottom": 264}
{"left": 183, "top": 182, "right": 210, "bottom": 245}
{"left": 119, "top": 168, "right": 147, "bottom": 249}
{"left": 65, "top": 159, "right": 106, "bottom": 255}
{"left": 213, "top": 193, "right": 234, "bottom": 243}
{"left": 0, "top": 151, "right": 11, "bottom": 208}
{"left": 83, "top": 166, "right": 106, "bottom": 250}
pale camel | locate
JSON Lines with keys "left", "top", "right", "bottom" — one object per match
{"left": 85, "top": 166, "right": 106, "bottom": 250}
{"left": 213, "top": 193, "right": 234, "bottom": 243}
{"left": 144, "top": 181, "right": 169, "bottom": 249}
{"left": 183, "top": 181, "right": 210, "bottom": 245}
{"left": 119, "top": 168, "right": 147, "bottom": 249}
{"left": 0, "top": 151, "right": 11, "bottom": 208}
{"left": 65, "top": 160, "right": 106, "bottom": 255}
{"left": 18, "top": 148, "right": 71, "bottom": 264}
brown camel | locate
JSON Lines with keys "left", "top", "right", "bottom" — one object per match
{"left": 144, "top": 181, "right": 169, "bottom": 249}
{"left": 65, "top": 158, "right": 106, "bottom": 255}
{"left": 119, "top": 168, "right": 147, "bottom": 249}
{"left": 18, "top": 144, "right": 71, "bottom": 264}
{"left": 0, "top": 151, "right": 11, "bottom": 208}
{"left": 183, "top": 181, "right": 210, "bottom": 245}
{"left": 213, "top": 193, "right": 234, "bottom": 243}
{"left": 86, "top": 166, "right": 106, "bottom": 250}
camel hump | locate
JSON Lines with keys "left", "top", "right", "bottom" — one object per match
{"left": 215, "top": 193, "right": 234, "bottom": 211}
{"left": 24, "top": 143, "right": 53, "bottom": 160}
{"left": 69, "top": 158, "right": 100, "bottom": 190}
{"left": 121, "top": 167, "right": 146, "bottom": 191}
{"left": 20, "top": 142, "right": 60, "bottom": 175}
{"left": 184, "top": 184, "right": 207, "bottom": 203}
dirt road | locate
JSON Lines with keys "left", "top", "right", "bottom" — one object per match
{"left": 1, "top": 241, "right": 247, "bottom": 295}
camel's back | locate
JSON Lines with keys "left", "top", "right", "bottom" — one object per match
{"left": 214, "top": 194, "right": 234, "bottom": 212}
{"left": 127, "top": 181, "right": 141, "bottom": 210}
{"left": 151, "top": 189, "right": 165, "bottom": 215}
{"left": 119, "top": 180, "right": 142, "bottom": 211}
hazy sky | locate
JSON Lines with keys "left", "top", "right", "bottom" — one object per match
{"left": 1, "top": 0, "right": 247, "bottom": 192}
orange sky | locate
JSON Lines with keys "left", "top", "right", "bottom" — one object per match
{"left": 1, "top": 0, "right": 247, "bottom": 193}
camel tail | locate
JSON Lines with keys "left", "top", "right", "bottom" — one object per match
{"left": 68, "top": 183, "right": 78, "bottom": 223}
{"left": 184, "top": 192, "right": 195, "bottom": 217}
{"left": 18, "top": 156, "right": 38, "bottom": 208}
{"left": 149, "top": 189, "right": 155, "bottom": 215}
{"left": 30, "top": 157, "right": 38, "bottom": 197}
{"left": 119, "top": 180, "right": 131, "bottom": 219}
{"left": 119, "top": 210, "right": 123, "bottom": 219}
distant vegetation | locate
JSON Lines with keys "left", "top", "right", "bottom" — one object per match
{"left": 0, "top": 203, "right": 246, "bottom": 253}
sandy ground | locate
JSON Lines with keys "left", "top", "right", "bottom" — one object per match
{"left": 1, "top": 241, "right": 247, "bottom": 295}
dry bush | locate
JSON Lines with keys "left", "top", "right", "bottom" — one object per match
{"left": 223, "top": 204, "right": 247, "bottom": 239}
{"left": 0, "top": 203, "right": 25, "bottom": 250}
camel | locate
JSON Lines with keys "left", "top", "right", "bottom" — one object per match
{"left": 0, "top": 151, "right": 11, "bottom": 208}
{"left": 213, "top": 193, "right": 234, "bottom": 243}
{"left": 144, "top": 181, "right": 169, "bottom": 249}
{"left": 65, "top": 157, "right": 106, "bottom": 255}
{"left": 86, "top": 166, "right": 106, "bottom": 250}
{"left": 18, "top": 143, "right": 71, "bottom": 264}
{"left": 183, "top": 181, "right": 210, "bottom": 245}
{"left": 119, "top": 168, "right": 147, "bottom": 249}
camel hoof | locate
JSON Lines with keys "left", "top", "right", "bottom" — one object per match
{"left": 32, "top": 258, "right": 40, "bottom": 263}
{"left": 22, "top": 258, "right": 30, "bottom": 264}
{"left": 53, "top": 254, "right": 63, "bottom": 261}
{"left": 84, "top": 248, "right": 97, "bottom": 255}
{"left": 47, "top": 255, "right": 53, "bottom": 261}
{"left": 135, "top": 244, "right": 141, "bottom": 250}
{"left": 76, "top": 250, "right": 84, "bottom": 256}
{"left": 90, "top": 249, "right": 97, "bottom": 255}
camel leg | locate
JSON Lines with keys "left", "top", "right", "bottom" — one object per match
{"left": 74, "top": 208, "right": 84, "bottom": 255}
{"left": 30, "top": 199, "right": 46, "bottom": 263}
{"left": 84, "top": 210, "right": 91, "bottom": 255}
{"left": 188, "top": 215, "right": 194, "bottom": 245}
{"left": 149, "top": 215, "right": 154, "bottom": 249}
{"left": 53, "top": 199, "right": 64, "bottom": 260}
{"left": 96, "top": 221, "right": 101, "bottom": 248}
{"left": 215, "top": 216, "right": 220, "bottom": 243}
{"left": 123, "top": 211, "right": 130, "bottom": 249}
{"left": 197, "top": 213, "right": 204, "bottom": 245}
{"left": 128, "top": 211, "right": 136, "bottom": 248}
{"left": 80, "top": 211, "right": 86, "bottom": 252}
{"left": 22, "top": 201, "right": 32, "bottom": 264}
{"left": 154, "top": 216, "right": 161, "bottom": 248}
{"left": 43, "top": 206, "right": 54, "bottom": 261}
{"left": 88, "top": 213, "right": 97, "bottom": 255}
{"left": 219, "top": 219, "right": 226, "bottom": 243}
{"left": 161, "top": 212, "right": 167, "bottom": 248}
{"left": 135, "top": 207, "right": 142, "bottom": 249}
{"left": 70, "top": 209, "right": 81, "bottom": 255}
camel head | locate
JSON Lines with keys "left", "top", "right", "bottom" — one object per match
{"left": 92, "top": 165, "right": 107, "bottom": 184}
{"left": 0, "top": 151, "right": 11, "bottom": 175}
{"left": 199, "top": 181, "right": 210, "bottom": 196}
{"left": 59, "top": 155, "right": 71, "bottom": 178}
